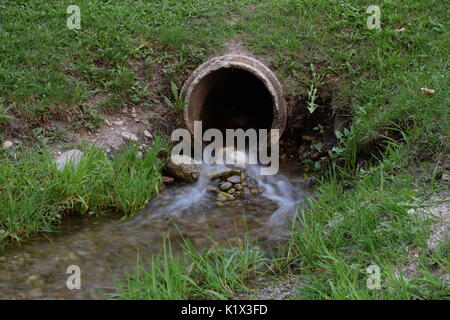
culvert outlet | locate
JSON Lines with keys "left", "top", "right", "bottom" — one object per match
{"left": 182, "top": 54, "right": 287, "bottom": 136}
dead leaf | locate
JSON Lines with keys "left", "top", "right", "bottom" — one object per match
{"left": 419, "top": 88, "right": 436, "bottom": 95}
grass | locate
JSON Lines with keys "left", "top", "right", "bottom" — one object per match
{"left": 114, "top": 238, "right": 266, "bottom": 300}
{"left": 0, "top": 0, "right": 238, "bottom": 122}
{"left": 285, "top": 157, "right": 449, "bottom": 299}
{"left": 0, "top": 136, "right": 170, "bottom": 249}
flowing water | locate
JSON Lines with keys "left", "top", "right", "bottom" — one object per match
{"left": 0, "top": 161, "right": 310, "bottom": 299}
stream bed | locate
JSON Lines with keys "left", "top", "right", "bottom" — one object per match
{"left": 0, "top": 161, "right": 309, "bottom": 299}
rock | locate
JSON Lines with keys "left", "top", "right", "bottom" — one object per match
{"left": 227, "top": 175, "right": 241, "bottom": 184}
{"left": 121, "top": 132, "right": 138, "bottom": 142}
{"left": 234, "top": 184, "right": 243, "bottom": 191}
{"left": 112, "top": 120, "right": 125, "bottom": 126}
{"left": 207, "top": 186, "right": 218, "bottom": 194}
{"left": 251, "top": 188, "right": 259, "bottom": 195}
{"left": 162, "top": 176, "right": 174, "bottom": 185}
{"left": 219, "top": 181, "right": 233, "bottom": 191}
{"left": 228, "top": 188, "right": 236, "bottom": 194}
{"left": 301, "top": 135, "right": 314, "bottom": 142}
{"left": 27, "top": 275, "right": 40, "bottom": 282}
{"left": 55, "top": 149, "right": 83, "bottom": 171}
{"left": 104, "top": 119, "right": 112, "bottom": 126}
{"left": 310, "top": 151, "right": 321, "bottom": 160}
{"left": 165, "top": 155, "right": 201, "bottom": 183}
{"left": 2, "top": 140, "right": 13, "bottom": 149}
{"left": 144, "top": 130, "right": 152, "bottom": 139}
{"left": 217, "top": 192, "right": 235, "bottom": 201}
{"left": 206, "top": 167, "right": 240, "bottom": 180}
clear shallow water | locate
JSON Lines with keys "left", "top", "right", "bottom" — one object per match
{"left": 0, "top": 161, "right": 309, "bottom": 299}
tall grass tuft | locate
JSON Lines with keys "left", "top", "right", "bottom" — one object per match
{"left": 114, "top": 238, "right": 266, "bottom": 300}
{"left": 0, "top": 136, "right": 169, "bottom": 248}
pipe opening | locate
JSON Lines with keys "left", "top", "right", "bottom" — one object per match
{"left": 192, "top": 68, "right": 274, "bottom": 133}
{"left": 183, "top": 54, "right": 287, "bottom": 136}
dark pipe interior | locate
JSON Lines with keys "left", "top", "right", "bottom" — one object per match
{"left": 199, "top": 68, "right": 274, "bottom": 133}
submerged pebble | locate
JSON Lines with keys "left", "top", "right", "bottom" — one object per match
{"left": 227, "top": 175, "right": 241, "bottom": 184}
{"left": 219, "top": 181, "right": 233, "bottom": 191}
{"left": 217, "top": 192, "right": 235, "bottom": 201}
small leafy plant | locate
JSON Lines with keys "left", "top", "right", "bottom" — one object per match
{"left": 164, "top": 81, "right": 186, "bottom": 110}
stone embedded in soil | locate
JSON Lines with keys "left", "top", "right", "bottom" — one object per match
{"left": 143, "top": 130, "right": 152, "bottom": 139}
{"left": 2, "top": 140, "right": 13, "bottom": 149}
{"left": 121, "top": 132, "right": 138, "bottom": 142}
{"left": 165, "top": 155, "right": 201, "bottom": 183}
{"left": 217, "top": 191, "right": 235, "bottom": 201}
{"left": 161, "top": 176, "right": 174, "bottom": 185}
{"left": 55, "top": 149, "right": 83, "bottom": 171}
{"left": 219, "top": 181, "right": 233, "bottom": 191}
{"left": 227, "top": 175, "right": 241, "bottom": 184}
{"left": 301, "top": 134, "right": 314, "bottom": 142}
{"left": 234, "top": 184, "right": 243, "bottom": 191}
{"left": 228, "top": 188, "right": 236, "bottom": 194}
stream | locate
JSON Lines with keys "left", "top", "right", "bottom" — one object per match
{"left": 0, "top": 161, "right": 309, "bottom": 299}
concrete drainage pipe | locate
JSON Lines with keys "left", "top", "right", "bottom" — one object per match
{"left": 182, "top": 54, "right": 287, "bottom": 137}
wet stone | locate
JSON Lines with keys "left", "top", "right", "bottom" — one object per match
{"left": 227, "top": 175, "right": 241, "bottom": 184}
{"left": 217, "top": 192, "right": 235, "bottom": 201}
{"left": 162, "top": 176, "right": 174, "bottom": 185}
{"left": 206, "top": 186, "right": 218, "bottom": 193}
{"left": 219, "top": 182, "right": 233, "bottom": 191}
{"left": 206, "top": 167, "right": 240, "bottom": 180}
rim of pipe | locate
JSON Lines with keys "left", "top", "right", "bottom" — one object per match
{"left": 182, "top": 54, "right": 287, "bottom": 137}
